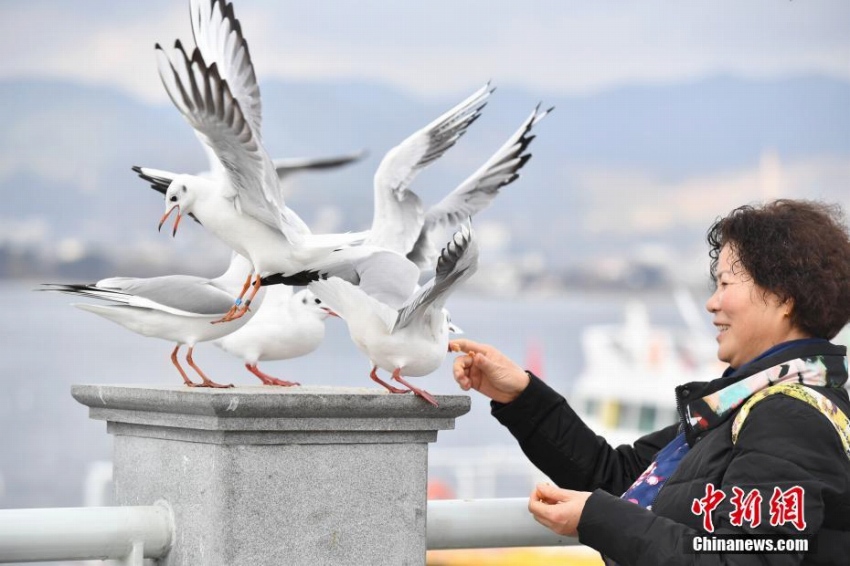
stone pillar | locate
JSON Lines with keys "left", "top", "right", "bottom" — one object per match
{"left": 72, "top": 385, "right": 470, "bottom": 566}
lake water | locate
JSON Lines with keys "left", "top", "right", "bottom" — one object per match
{"left": 0, "top": 280, "right": 691, "bottom": 512}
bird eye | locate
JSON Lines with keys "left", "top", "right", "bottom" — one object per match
{"left": 314, "top": 298, "right": 321, "bottom": 304}
{"left": 169, "top": 196, "right": 177, "bottom": 202}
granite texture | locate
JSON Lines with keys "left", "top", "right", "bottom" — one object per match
{"left": 73, "top": 384, "right": 471, "bottom": 566}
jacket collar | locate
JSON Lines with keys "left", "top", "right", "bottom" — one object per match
{"left": 676, "top": 341, "right": 848, "bottom": 446}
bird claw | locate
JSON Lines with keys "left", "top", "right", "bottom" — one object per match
{"left": 260, "top": 377, "right": 300, "bottom": 387}
{"left": 390, "top": 370, "right": 439, "bottom": 407}
{"left": 212, "top": 305, "right": 249, "bottom": 324}
{"left": 413, "top": 389, "right": 439, "bottom": 407}
{"left": 187, "top": 380, "right": 234, "bottom": 389}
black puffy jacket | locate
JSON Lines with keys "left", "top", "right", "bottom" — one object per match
{"left": 493, "top": 341, "right": 850, "bottom": 565}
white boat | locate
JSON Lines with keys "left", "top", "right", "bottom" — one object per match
{"left": 568, "top": 290, "right": 725, "bottom": 447}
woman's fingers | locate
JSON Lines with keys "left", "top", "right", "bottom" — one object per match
{"left": 449, "top": 338, "right": 488, "bottom": 356}
{"left": 536, "top": 482, "right": 567, "bottom": 501}
{"left": 452, "top": 354, "right": 474, "bottom": 389}
{"left": 528, "top": 486, "right": 558, "bottom": 525}
{"left": 527, "top": 485, "right": 591, "bottom": 537}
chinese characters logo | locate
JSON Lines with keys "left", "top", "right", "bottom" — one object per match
{"left": 692, "top": 484, "right": 806, "bottom": 533}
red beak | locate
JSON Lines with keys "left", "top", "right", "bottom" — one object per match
{"left": 158, "top": 205, "right": 182, "bottom": 237}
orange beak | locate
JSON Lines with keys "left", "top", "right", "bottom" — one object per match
{"left": 158, "top": 205, "right": 182, "bottom": 237}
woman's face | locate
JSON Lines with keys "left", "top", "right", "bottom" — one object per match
{"left": 705, "top": 244, "right": 805, "bottom": 368}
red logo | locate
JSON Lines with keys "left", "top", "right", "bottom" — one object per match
{"left": 769, "top": 486, "right": 807, "bottom": 531}
{"left": 691, "top": 483, "right": 726, "bottom": 532}
{"left": 691, "top": 485, "right": 807, "bottom": 532}
{"left": 729, "top": 487, "right": 763, "bottom": 528}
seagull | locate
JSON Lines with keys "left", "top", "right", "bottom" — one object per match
{"left": 213, "top": 286, "right": 332, "bottom": 386}
{"left": 39, "top": 254, "right": 257, "bottom": 388}
{"left": 147, "top": 0, "right": 373, "bottom": 322}
{"left": 265, "top": 99, "right": 551, "bottom": 297}
{"left": 308, "top": 222, "right": 479, "bottom": 407}
{"left": 258, "top": 80, "right": 495, "bottom": 308}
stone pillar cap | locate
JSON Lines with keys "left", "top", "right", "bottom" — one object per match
{"left": 72, "top": 384, "right": 470, "bottom": 419}
{"left": 72, "top": 385, "right": 471, "bottom": 443}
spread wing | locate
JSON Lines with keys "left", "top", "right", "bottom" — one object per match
{"left": 395, "top": 221, "right": 478, "bottom": 331}
{"left": 407, "top": 105, "right": 551, "bottom": 270}
{"left": 131, "top": 166, "right": 175, "bottom": 195}
{"left": 367, "top": 82, "right": 493, "bottom": 253}
{"left": 190, "top": 0, "right": 263, "bottom": 139}
{"left": 158, "top": 0, "right": 312, "bottom": 241}
{"left": 273, "top": 150, "right": 368, "bottom": 180}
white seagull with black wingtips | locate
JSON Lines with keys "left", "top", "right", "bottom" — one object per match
{"left": 39, "top": 253, "right": 257, "bottom": 388}
{"left": 149, "top": 0, "right": 493, "bottom": 318}
{"left": 309, "top": 221, "right": 479, "bottom": 406}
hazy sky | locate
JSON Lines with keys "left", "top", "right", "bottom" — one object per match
{"left": 1, "top": 0, "right": 848, "bottom": 102}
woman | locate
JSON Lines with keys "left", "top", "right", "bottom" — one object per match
{"left": 451, "top": 200, "right": 850, "bottom": 565}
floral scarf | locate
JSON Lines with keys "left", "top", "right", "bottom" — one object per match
{"left": 686, "top": 354, "right": 843, "bottom": 434}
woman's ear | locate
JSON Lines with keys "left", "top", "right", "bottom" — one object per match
{"left": 782, "top": 297, "right": 795, "bottom": 318}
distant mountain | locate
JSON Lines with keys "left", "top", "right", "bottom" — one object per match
{"left": 1, "top": 75, "right": 848, "bottom": 280}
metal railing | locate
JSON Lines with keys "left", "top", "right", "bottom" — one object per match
{"left": 0, "top": 504, "right": 173, "bottom": 565}
{"left": 427, "top": 498, "right": 578, "bottom": 549}
{"left": 0, "top": 498, "right": 574, "bottom": 563}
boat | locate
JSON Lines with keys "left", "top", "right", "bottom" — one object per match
{"left": 568, "top": 290, "right": 725, "bottom": 446}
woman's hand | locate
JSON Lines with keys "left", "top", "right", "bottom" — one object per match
{"left": 528, "top": 483, "right": 592, "bottom": 537}
{"left": 449, "top": 338, "right": 530, "bottom": 404}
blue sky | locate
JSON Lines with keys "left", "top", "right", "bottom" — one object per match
{"left": 1, "top": 1, "right": 848, "bottom": 102}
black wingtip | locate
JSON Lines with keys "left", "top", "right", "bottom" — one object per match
{"left": 261, "top": 271, "right": 322, "bottom": 287}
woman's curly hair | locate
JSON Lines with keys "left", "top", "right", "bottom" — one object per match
{"left": 707, "top": 199, "right": 850, "bottom": 339}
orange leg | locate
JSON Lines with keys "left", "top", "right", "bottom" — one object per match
{"left": 370, "top": 366, "right": 409, "bottom": 394}
{"left": 246, "top": 363, "right": 299, "bottom": 387}
{"left": 171, "top": 345, "right": 198, "bottom": 386}
{"left": 213, "top": 272, "right": 254, "bottom": 324}
{"left": 392, "top": 369, "right": 438, "bottom": 407}
{"left": 185, "top": 346, "right": 233, "bottom": 388}
{"left": 240, "top": 275, "right": 263, "bottom": 312}
{"left": 215, "top": 275, "right": 261, "bottom": 323}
